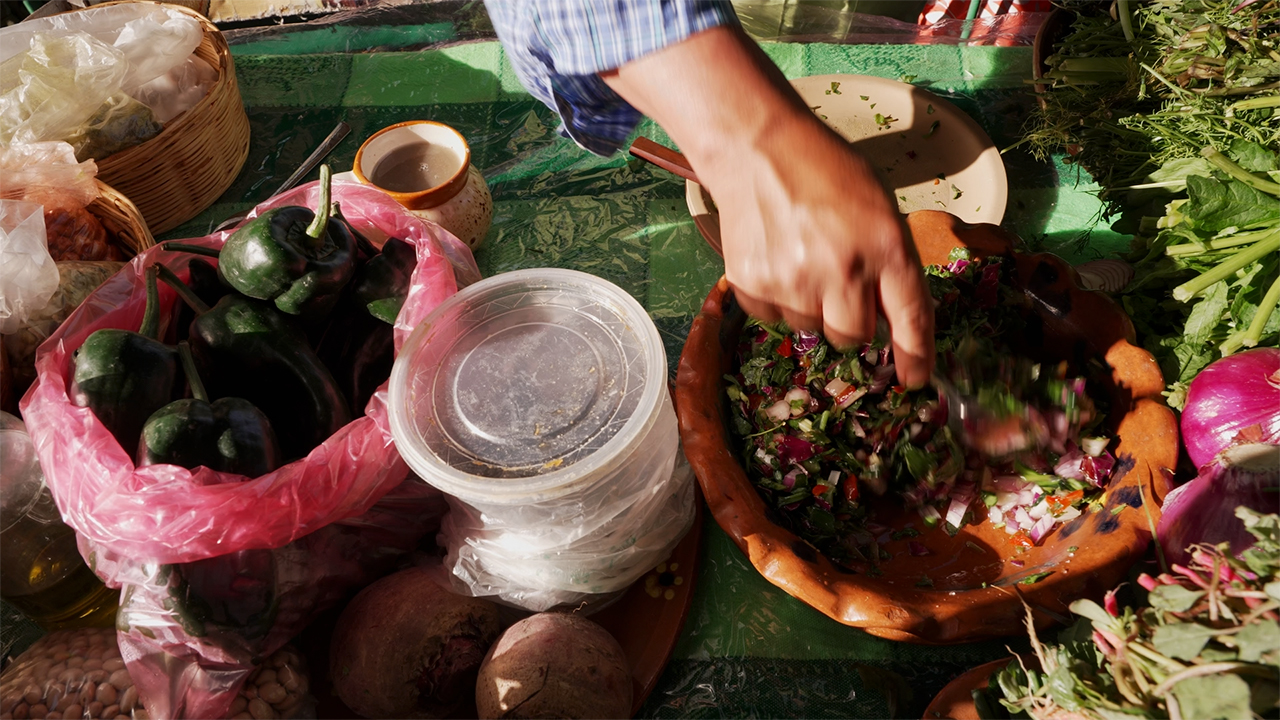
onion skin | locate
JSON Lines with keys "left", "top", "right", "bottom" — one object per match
{"left": 1181, "top": 348, "right": 1280, "bottom": 468}
{"left": 1157, "top": 443, "right": 1280, "bottom": 567}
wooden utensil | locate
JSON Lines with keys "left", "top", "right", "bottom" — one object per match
{"left": 628, "top": 137, "right": 701, "bottom": 184}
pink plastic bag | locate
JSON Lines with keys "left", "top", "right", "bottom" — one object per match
{"left": 20, "top": 180, "right": 480, "bottom": 568}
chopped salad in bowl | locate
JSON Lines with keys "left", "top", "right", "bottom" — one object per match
{"left": 675, "top": 210, "right": 1179, "bottom": 643}
{"left": 726, "top": 251, "right": 1118, "bottom": 572}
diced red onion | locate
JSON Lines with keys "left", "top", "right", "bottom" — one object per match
{"left": 793, "top": 331, "right": 821, "bottom": 353}
{"left": 908, "top": 541, "right": 931, "bottom": 556}
{"left": 782, "top": 469, "right": 800, "bottom": 490}
{"left": 783, "top": 388, "right": 811, "bottom": 417}
{"left": 945, "top": 496, "right": 970, "bottom": 528}
{"left": 1181, "top": 348, "right": 1280, "bottom": 468}
{"left": 764, "top": 400, "right": 792, "bottom": 423}
{"left": 776, "top": 434, "right": 817, "bottom": 463}
{"left": 1028, "top": 513, "right": 1056, "bottom": 543}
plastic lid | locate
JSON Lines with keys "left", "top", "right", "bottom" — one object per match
{"left": 389, "top": 268, "right": 667, "bottom": 504}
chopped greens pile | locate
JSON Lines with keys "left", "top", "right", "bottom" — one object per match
{"left": 986, "top": 507, "right": 1280, "bottom": 720}
{"left": 1024, "top": 0, "right": 1280, "bottom": 407}
{"left": 725, "top": 252, "right": 1116, "bottom": 570}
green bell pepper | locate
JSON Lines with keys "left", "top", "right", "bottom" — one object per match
{"left": 352, "top": 236, "right": 415, "bottom": 324}
{"left": 217, "top": 165, "right": 356, "bottom": 317}
{"left": 157, "top": 265, "right": 351, "bottom": 460}
{"left": 137, "top": 342, "right": 282, "bottom": 476}
{"left": 70, "top": 264, "right": 178, "bottom": 453}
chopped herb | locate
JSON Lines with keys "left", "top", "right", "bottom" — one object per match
{"left": 830, "top": 81, "right": 842, "bottom": 94}
{"left": 924, "top": 120, "right": 940, "bottom": 138}
{"left": 901, "top": 74, "right": 917, "bottom": 83}
{"left": 975, "top": 206, "right": 981, "bottom": 212}
{"left": 1111, "top": 506, "right": 1125, "bottom": 515}
{"left": 898, "top": 195, "right": 907, "bottom": 202}
{"left": 965, "top": 541, "right": 985, "bottom": 553}
{"left": 870, "top": 103, "right": 877, "bottom": 109}
{"left": 1019, "top": 571, "right": 1054, "bottom": 585}
{"left": 860, "top": 95, "right": 869, "bottom": 101}
{"left": 935, "top": 200, "right": 948, "bottom": 207}
{"left": 916, "top": 575, "right": 934, "bottom": 588}
{"left": 1067, "top": 546, "right": 1078, "bottom": 553}
{"left": 952, "top": 186, "right": 963, "bottom": 200}
{"left": 892, "top": 527, "right": 921, "bottom": 540}
{"left": 926, "top": 104, "right": 935, "bottom": 114}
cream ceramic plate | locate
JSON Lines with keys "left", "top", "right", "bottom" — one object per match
{"left": 686, "top": 74, "right": 1008, "bottom": 252}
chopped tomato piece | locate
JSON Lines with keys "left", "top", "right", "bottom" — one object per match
{"left": 778, "top": 336, "right": 794, "bottom": 358}
{"left": 1046, "top": 490, "right": 1084, "bottom": 515}
{"left": 812, "top": 484, "right": 829, "bottom": 497}
{"left": 1007, "top": 530, "right": 1034, "bottom": 550}
{"left": 842, "top": 479, "right": 860, "bottom": 504}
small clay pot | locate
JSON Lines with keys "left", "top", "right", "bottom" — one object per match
{"left": 674, "top": 209, "right": 1179, "bottom": 644}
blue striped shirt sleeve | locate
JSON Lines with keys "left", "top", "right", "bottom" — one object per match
{"left": 485, "top": 0, "right": 738, "bottom": 155}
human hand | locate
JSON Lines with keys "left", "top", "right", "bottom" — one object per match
{"left": 602, "top": 26, "right": 935, "bottom": 387}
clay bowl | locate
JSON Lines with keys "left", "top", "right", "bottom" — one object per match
{"left": 923, "top": 657, "right": 1019, "bottom": 720}
{"left": 674, "top": 210, "right": 1179, "bottom": 644}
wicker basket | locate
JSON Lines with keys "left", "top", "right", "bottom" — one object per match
{"left": 89, "top": 0, "right": 250, "bottom": 236}
{"left": 89, "top": 180, "right": 155, "bottom": 257}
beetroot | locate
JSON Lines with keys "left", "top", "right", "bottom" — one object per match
{"left": 475, "top": 612, "right": 632, "bottom": 719}
{"left": 329, "top": 567, "right": 501, "bottom": 719}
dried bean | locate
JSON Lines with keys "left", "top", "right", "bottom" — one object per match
{"left": 99, "top": 704, "right": 118, "bottom": 719}
{"left": 79, "top": 660, "right": 101, "bottom": 673}
{"left": 44, "top": 713, "right": 59, "bottom": 720}
{"left": 27, "top": 704, "right": 46, "bottom": 719}
{"left": 275, "top": 667, "right": 299, "bottom": 693}
{"left": 13, "top": 703, "right": 28, "bottom": 720}
{"left": 105, "top": 672, "right": 128, "bottom": 693}
{"left": 93, "top": 686, "right": 115, "bottom": 708}
{"left": 229, "top": 696, "right": 247, "bottom": 714}
{"left": 63, "top": 659, "right": 81, "bottom": 671}
{"left": 254, "top": 669, "right": 275, "bottom": 687}
{"left": 133, "top": 709, "right": 149, "bottom": 720}
{"left": 256, "top": 683, "right": 286, "bottom": 706}
{"left": 118, "top": 687, "right": 136, "bottom": 714}
{"left": 24, "top": 690, "right": 41, "bottom": 707}
{"left": 247, "top": 698, "right": 273, "bottom": 720}
{"left": 76, "top": 686, "right": 93, "bottom": 706}
{"left": 3, "top": 693, "right": 22, "bottom": 713}
{"left": 112, "top": 716, "right": 129, "bottom": 720}
{"left": 86, "top": 702, "right": 101, "bottom": 718}
{"left": 61, "top": 705, "right": 80, "bottom": 720}
{"left": 97, "top": 663, "right": 121, "bottom": 676}
{"left": 231, "top": 714, "right": 253, "bottom": 720}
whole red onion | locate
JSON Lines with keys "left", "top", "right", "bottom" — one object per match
{"left": 1157, "top": 443, "right": 1280, "bottom": 566}
{"left": 1181, "top": 348, "right": 1280, "bottom": 468}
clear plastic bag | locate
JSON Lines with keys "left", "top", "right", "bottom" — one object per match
{"left": 436, "top": 394, "right": 697, "bottom": 611}
{"left": 0, "top": 200, "right": 58, "bottom": 336}
{"left": 130, "top": 55, "right": 218, "bottom": 125}
{"left": 0, "top": 141, "right": 118, "bottom": 263}
{"left": 0, "top": 627, "right": 317, "bottom": 720}
{"left": 20, "top": 181, "right": 478, "bottom": 567}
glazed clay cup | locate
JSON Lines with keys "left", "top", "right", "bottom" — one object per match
{"left": 353, "top": 120, "right": 493, "bottom": 250}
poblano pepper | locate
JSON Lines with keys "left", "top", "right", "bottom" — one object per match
{"left": 157, "top": 265, "right": 351, "bottom": 460}
{"left": 217, "top": 164, "right": 356, "bottom": 317}
{"left": 352, "top": 236, "right": 415, "bottom": 324}
{"left": 136, "top": 342, "right": 282, "bottom": 476}
{"left": 70, "top": 264, "right": 178, "bottom": 452}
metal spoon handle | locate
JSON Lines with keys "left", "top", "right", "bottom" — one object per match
{"left": 268, "top": 121, "right": 351, "bottom": 198}
{"left": 213, "top": 121, "right": 351, "bottom": 233}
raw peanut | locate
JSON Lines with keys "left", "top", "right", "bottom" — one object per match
{"left": 23, "top": 689, "right": 41, "bottom": 706}
{"left": 86, "top": 702, "right": 102, "bottom": 717}
{"left": 256, "top": 683, "right": 286, "bottom": 705}
{"left": 229, "top": 696, "right": 247, "bottom": 714}
{"left": 46, "top": 666, "right": 66, "bottom": 681}
{"left": 105, "top": 672, "right": 128, "bottom": 692}
{"left": 97, "top": 662, "right": 121, "bottom": 675}
{"left": 27, "top": 704, "right": 46, "bottom": 719}
{"left": 44, "top": 713, "right": 59, "bottom": 720}
{"left": 41, "top": 692, "right": 59, "bottom": 714}
{"left": 48, "top": 694, "right": 67, "bottom": 713}
{"left": 77, "top": 686, "right": 93, "bottom": 706}
{"left": 118, "top": 687, "right": 136, "bottom": 713}
{"left": 253, "top": 670, "right": 275, "bottom": 686}
{"left": 99, "top": 705, "right": 118, "bottom": 719}
{"left": 274, "top": 694, "right": 300, "bottom": 714}
{"left": 241, "top": 686, "right": 257, "bottom": 700}
{"left": 61, "top": 706, "right": 80, "bottom": 719}
{"left": 64, "top": 659, "right": 82, "bottom": 670}
{"left": 81, "top": 672, "right": 105, "bottom": 688}
{"left": 247, "top": 698, "right": 274, "bottom": 720}
{"left": 57, "top": 670, "right": 80, "bottom": 685}
{"left": 13, "top": 703, "right": 29, "bottom": 720}
{"left": 232, "top": 714, "right": 253, "bottom": 720}
{"left": 112, "top": 716, "right": 129, "bottom": 720}
{"left": 93, "top": 685, "right": 115, "bottom": 708}
{"left": 80, "top": 660, "right": 101, "bottom": 672}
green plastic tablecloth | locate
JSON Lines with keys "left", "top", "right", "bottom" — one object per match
{"left": 153, "top": 39, "right": 1128, "bottom": 719}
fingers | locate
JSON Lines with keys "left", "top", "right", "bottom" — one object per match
{"left": 820, "top": 278, "right": 877, "bottom": 351}
{"left": 879, "top": 255, "right": 936, "bottom": 390}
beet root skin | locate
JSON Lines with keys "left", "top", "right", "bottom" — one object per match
{"left": 475, "top": 612, "right": 632, "bottom": 719}
{"left": 330, "top": 567, "right": 501, "bottom": 719}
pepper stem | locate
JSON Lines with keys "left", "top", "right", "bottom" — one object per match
{"left": 305, "top": 164, "right": 332, "bottom": 243}
{"left": 177, "top": 341, "right": 208, "bottom": 403}
{"left": 139, "top": 264, "right": 161, "bottom": 340}
{"left": 163, "top": 242, "right": 222, "bottom": 259}
{"left": 156, "top": 263, "right": 212, "bottom": 315}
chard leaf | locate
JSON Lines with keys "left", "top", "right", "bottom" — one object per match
{"left": 1235, "top": 619, "right": 1280, "bottom": 662}
{"left": 1149, "top": 584, "right": 1205, "bottom": 612}
{"left": 1046, "top": 663, "right": 1084, "bottom": 711}
{"left": 1171, "top": 674, "right": 1252, "bottom": 720}
{"left": 1145, "top": 156, "right": 1214, "bottom": 189}
{"left": 1183, "top": 280, "right": 1230, "bottom": 344}
{"left": 1152, "top": 622, "right": 1217, "bottom": 660}
{"left": 1068, "top": 598, "right": 1112, "bottom": 625}
{"left": 1266, "top": 581, "right": 1280, "bottom": 602}
{"left": 1186, "top": 175, "right": 1280, "bottom": 234}
{"left": 1228, "top": 139, "right": 1279, "bottom": 173}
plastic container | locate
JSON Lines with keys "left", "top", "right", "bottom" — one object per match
{"left": 389, "top": 268, "right": 695, "bottom": 611}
